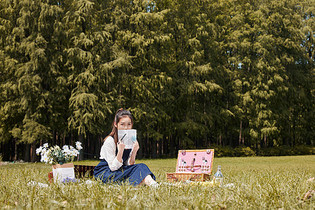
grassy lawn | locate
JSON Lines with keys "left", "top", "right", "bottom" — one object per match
{"left": 0, "top": 156, "right": 314, "bottom": 209}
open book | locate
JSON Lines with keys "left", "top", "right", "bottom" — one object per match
{"left": 118, "top": 129, "right": 137, "bottom": 149}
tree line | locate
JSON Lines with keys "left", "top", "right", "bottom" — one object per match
{"left": 0, "top": 0, "right": 314, "bottom": 161}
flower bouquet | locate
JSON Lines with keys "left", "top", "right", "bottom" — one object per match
{"left": 36, "top": 142, "right": 83, "bottom": 183}
{"left": 36, "top": 142, "right": 82, "bottom": 164}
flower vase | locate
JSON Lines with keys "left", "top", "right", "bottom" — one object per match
{"left": 52, "top": 162, "right": 75, "bottom": 183}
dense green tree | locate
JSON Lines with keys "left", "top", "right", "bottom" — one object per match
{"left": 0, "top": 0, "right": 313, "bottom": 161}
{"left": 64, "top": 0, "right": 110, "bottom": 137}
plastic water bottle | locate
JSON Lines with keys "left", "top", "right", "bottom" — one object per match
{"left": 214, "top": 165, "right": 224, "bottom": 186}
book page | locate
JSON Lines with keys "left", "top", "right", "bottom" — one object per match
{"left": 118, "top": 129, "right": 137, "bottom": 149}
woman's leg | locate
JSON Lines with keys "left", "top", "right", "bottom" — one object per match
{"left": 141, "top": 175, "right": 158, "bottom": 186}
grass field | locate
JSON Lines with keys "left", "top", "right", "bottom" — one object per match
{"left": 0, "top": 156, "right": 314, "bottom": 209}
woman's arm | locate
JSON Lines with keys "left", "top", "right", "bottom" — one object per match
{"left": 128, "top": 141, "right": 139, "bottom": 165}
{"left": 101, "top": 137, "right": 124, "bottom": 171}
{"left": 116, "top": 141, "right": 125, "bottom": 163}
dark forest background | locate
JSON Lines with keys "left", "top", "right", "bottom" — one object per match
{"left": 0, "top": 0, "right": 314, "bottom": 162}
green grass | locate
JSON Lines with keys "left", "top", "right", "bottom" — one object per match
{"left": 1, "top": 156, "right": 314, "bottom": 209}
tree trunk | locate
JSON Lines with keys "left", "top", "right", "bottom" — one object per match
{"left": 156, "top": 140, "right": 159, "bottom": 157}
{"left": 163, "top": 136, "right": 168, "bottom": 157}
{"left": 24, "top": 144, "right": 30, "bottom": 162}
{"left": 158, "top": 138, "right": 163, "bottom": 157}
{"left": 90, "top": 134, "right": 95, "bottom": 159}
{"left": 87, "top": 134, "right": 90, "bottom": 153}
{"left": 53, "top": 130, "right": 56, "bottom": 146}
{"left": 152, "top": 139, "right": 157, "bottom": 158}
{"left": 14, "top": 139, "right": 18, "bottom": 161}
{"left": 78, "top": 134, "right": 84, "bottom": 160}
{"left": 143, "top": 134, "right": 148, "bottom": 158}
{"left": 170, "top": 135, "right": 175, "bottom": 157}
{"left": 239, "top": 120, "right": 242, "bottom": 145}
{"left": 161, "top": 138, "right": 164, "bottom": 156}
{"left": 30, "top": 143, "right": 36, "bottom": 162}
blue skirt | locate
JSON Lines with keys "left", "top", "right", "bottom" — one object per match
{"left": 93, "top": 159, "right": 156, "bottom": 186}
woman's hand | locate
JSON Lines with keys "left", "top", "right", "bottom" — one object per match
{"left": 117, "top": 141, "right": 125, "bottom": 152}
{"left": 129, "top": 141, "right": 139, "bottom": 165}
{"left": 116, "top": 141, "right": 125, "bottom": 163}
{"left": 132, "top": 141, "right": 139, "bottom": 152}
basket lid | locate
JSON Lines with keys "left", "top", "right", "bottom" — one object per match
{"left": 175, "top": 149, "right": 214, "bottom": 174}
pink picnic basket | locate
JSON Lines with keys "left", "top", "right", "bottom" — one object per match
{"left": 166, "top": 149, "right": 214, "bottom": 182}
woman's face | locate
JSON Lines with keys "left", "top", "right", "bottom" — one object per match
{"left": 116, "top": 116, "right": 133, "bottom": 130}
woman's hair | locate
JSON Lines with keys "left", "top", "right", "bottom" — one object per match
{"left": 106, "top": 108, "right": 134, "bottom": 145}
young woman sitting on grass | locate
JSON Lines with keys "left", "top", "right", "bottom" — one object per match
{"left": 94, "top": 108, "right": 158, "bottom": 187}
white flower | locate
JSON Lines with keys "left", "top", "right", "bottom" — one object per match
{"left": 37, "top": 142, "right": 82, "bottom": 164}
{"left": 74, "top": 150, "right": 78, "bottom": 156}
{"left": 41, "top": 153, "right": 49, "bottom": 163}
{"left": 62, "top": 145, "right": 69, "bottom": 150}
{"left": 42, "top": 148, "right": 47, "bottom": 153}
{"left": 75, "top": 141, "right": 83, "bottom": 150}
{"left": 36, "top": 146, "right": 42, "bottom": 155}
{"left": 40, "top": 155, "right": 44, "bottom": 162}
